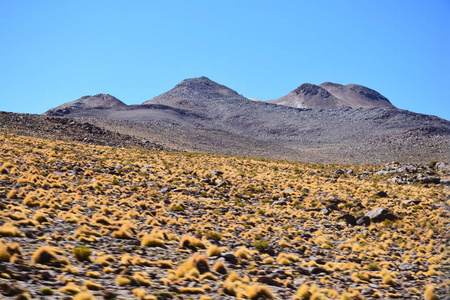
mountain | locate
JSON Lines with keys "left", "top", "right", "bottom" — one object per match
{"left": 143, "top": 76, "right": 249, "bottom": 107}
{"left": 39, "top": 77, "right": 450, "bottom": 164}
{"left": 320, "top": 82, "right": 394, "bottom": 108}
{"left": 269, "top": 82, "right": 394, "bottom": 109}
{"left": 268, "top": 83, "right": 349, "bottom": 109}
{"left": 43, "top": 94, "right": 127, "bottom": 116}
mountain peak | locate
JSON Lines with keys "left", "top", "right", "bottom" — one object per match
{"left": 142, "top": 77, "right": 248, "bottom": 107}
{"left": 43, "top": 94, "right": 126, "bottom": 116}
{"left": 320, "top": 82, "right": 344, "bottom": 89}
{"left": 293, "top": 83, "right": 334, "bottom": 98}
{"left": 268, "top": 81, "right": 394, "bottom": 109}
{"left": 320, "top": 83, "right": 394, "bottom": 108}
{"left": 269, "top": 83, "right": 348, "bottom": 109}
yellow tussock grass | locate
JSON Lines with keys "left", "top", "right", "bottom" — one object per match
{"left": 73, "top": 291, "right": 96, "bottom": 300}
{"left": 245, "top": 284, "right": 274, "bottom": 300}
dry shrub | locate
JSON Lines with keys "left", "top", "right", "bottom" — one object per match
{"left": 245, "top": 284, "right": 274, "bottom": 300}
{"left": 83, "top": 280, "right": 102, "bottom": 290}
{"left": 73, "top": 291, "right": 96, "bottom": 300}
{"left": 0, "top": 241, "right": 11, "bottom": 261}
{"left": 32, "top": 246, "right": 62, "bottom": 266}
{"left": 141, "top": 235, "right": 165, "bottom": 247}
{"left": 23, "top": 193, "right": 40, "bottom": 206}
{"left": 213, "top": 260, "right": 228, "bottom": 274}
{"left": 183, "top": 253, "right": 210, "bottom": 274}
{"left": 73, "top": 245, "right": 92, "bottom": 261}
{"left": 0, "top": 224, "right": 24, "bottom": 237}
{"left": 206, "top": 244, "right": 222, "bottom": 257}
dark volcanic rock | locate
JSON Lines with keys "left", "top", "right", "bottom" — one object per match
{"left": 338, "top": 213, "right": 356, "bottom": 226}
{"left": 374, "top": 191, "right": 389, "bottom": 198}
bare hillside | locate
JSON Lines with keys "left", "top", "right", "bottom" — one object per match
{"left": 37, "top": 77, "right": 450, "bottom": 164}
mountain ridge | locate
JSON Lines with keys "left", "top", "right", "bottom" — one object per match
{"left": 36, "top": 76, "right": 450, "bottom": 164}
{"left": 43, "top": 77, "right": 396, "bottom": 114}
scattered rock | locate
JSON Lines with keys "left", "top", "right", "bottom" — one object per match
{"left": 273, "top": 200, "right": 287, "bottom": 206}
{"left": 401, "top": 200, "right": 421, "bottom": 205}
{"left": 321, "top": 204, "right": 339, "bottom": 215}
{"left": 356, "top": 215, "right": 371, "bottom": 226}
{"left": 257, "top": 276, "right": 283, "bottom": 287}
{"left": 440, "top": 178, "right": 450, "bottom": 185}
{"left": 374, "top": 191, "right": 388, "bottom": 198}
{"left": 337, "top": 214, "right": 356, "bottom": 226}
{"left": 435, "top": 162, "right": 450, "bottom": 172}
{"left": 398, "top": 263, "right": 419, "bottom": 272}
{"left": 364, "top": 207, "right": 399, "bottom": 223}
{"left": 309, "top": 266, "right": 328, "bottom": 274}
{"left": 222, "top": 253, "right": 238, "bottom": 264}
{"left": 209, "top": 170, "right": 224, "bottom": 176}
{"left": 417, "top": 174, "right": 440, "bottom": 184}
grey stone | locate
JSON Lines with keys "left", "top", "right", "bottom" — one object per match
{"left": 356, "top": 215, "right": 371, "bottom": 226}
{"left": 364, "top": 207, "right": 399, "bottom": 223}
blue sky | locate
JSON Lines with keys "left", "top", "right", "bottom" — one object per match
{"left": 1, "top": 0, "right": 449, "bottom": 120}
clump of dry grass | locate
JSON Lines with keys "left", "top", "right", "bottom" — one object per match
{"left": 141, "top": 235, "right": 165, "bottom": 247}
{"left": 206, "top": 244, "right": 222, "bottom": 257}
{"left": 245, "top": 284, "right": 274, "bottom": 300}
{"left": 0, "top": 224, "right": 24, "bottom": 237}
{"left": 213, "top": 260, "right": 228, "bottom": 274}
{"left": 32, "top": 246, "right": 65, "bottom": 266}
{"left": 0, "top": 241, "right": 20, "bottom": 261}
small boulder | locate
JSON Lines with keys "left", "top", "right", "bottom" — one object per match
{"left": 210, "top": 170, "right": 224, "bottom": 176}
{"left": 273, "top": 200, "right": 287, "bottom": 206}
{"left": 374, "top": 191, "right": 388, "bottom": 198}
{"left": 439, "top": 179, "right": 450, "bottom": 185}
{"left": 435, "top": 162, "right": 450, "bottom": 172}
{"left": 416, "top": 174, "right": 440, "bottom": 184}
{"left": 398, "top": 263, "right": 419, "bottom": 272}
{"left": 257, "top": 276, "right": 283, "bottom": 287}
{"left": 337, "top": 214, "right": 356, "bottom": 226}
{"left": 401, "top": 200, "right": 421, "bottom": 205}
{"left": 364, "top": 207, "right": 399, "bottom": 223}
{"left": 321, "top": 204, "right": 339, "bottom": 215}
{"left": 222, "top": 253, "right": 238, "bottom": 264}
{"left": 356, "top": 215, "right": 371, "bottom": 226}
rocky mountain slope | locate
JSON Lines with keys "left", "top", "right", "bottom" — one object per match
{"left": 0, "top": 112, "right": 169, "bottom": 152}
{"left": 36, "top": 77, "right": 450, "bottom": 164}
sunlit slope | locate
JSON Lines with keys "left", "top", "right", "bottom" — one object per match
{"left": 0, "top": 133, "right": 448, "bottom": 299}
